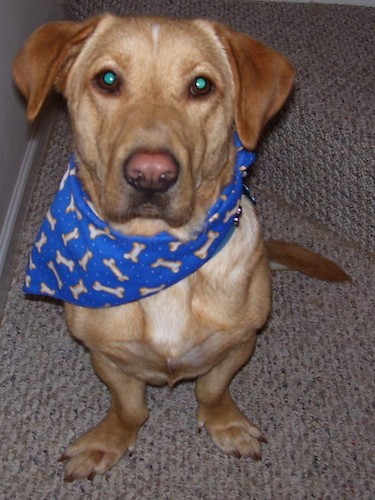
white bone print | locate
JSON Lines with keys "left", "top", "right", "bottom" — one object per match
{"left": 59, "top": 167, "right": 77, "bottom": 191}
{"left": 66, "top": 194, "right": 82, "bottom": 220}
{"left": 56, "top": 250, "right": 75, "bottom": 272}
{"left": 208, "top": 212, "right": 220, "bottom": 223}
{"left": 194, "top": 231, "right": 220, "bottom": 259}
{"left": 29, "top": 255, "right": 36, "bottom": 270}
{"left": 59, "top": 168, "right": 70, "bottom": 191}
{"left": 70, "top": 279, "right": 88, "bottom": 300}
{"left": 224, "top": 205, "right": 240, "bottom": 223}
{"left": 47, "top": 261, "right": 63, "bottom": 289}
{"left": 151, "top": 258, "right": 183, "bottom": 274}
{"left": 46, "top": 209, "right": 57, "bottom": 230}
{"left": 40, "top": 282, "right": 56, "bottom": 296}
{"left": 85, "top": 199, "right": 101, "bottom": 218}
{"left": 62, "top": 227, "right": 80, "bottom": 246}
{"left": 93, "top": 281, "right": 125, "bottom": 298}
{"left": 88, "top": 224, "right": 115, "bottom": 240}
{"left": 169, "top": 241, "right": 183, "bottom": 252}
{"left": 78, "top": 250, "right": 93, "bottom": 271}
{"left": 124, "top": 242, "right": 146, "bottom": 263}
{"left": 103, "top": 258, "right": 129, "bottom": 282}
{"left": 35, "top": 232, "right": 47, "bottom": 253}
{"left": 139, "top": 284, "right": 166, "bottom": 296}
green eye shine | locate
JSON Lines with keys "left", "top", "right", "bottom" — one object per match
{"left": 96, "top": 70, "right": 121, "bottom": 93}
{"left": 190, "top": 76, "right": 213, "bottom": 97}
{"left": 195, "top": 77, "right": 208, "bottom": 90}
{"left": 103, "top": 71, "right": 117, "bottom": 86}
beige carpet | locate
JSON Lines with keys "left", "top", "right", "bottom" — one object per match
{"left": 1, "top": 1, "right": 374, "bottom": 498}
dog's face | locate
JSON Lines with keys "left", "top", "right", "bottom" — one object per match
{"left": 13, "top": 15, "right": 294, "bottom": 236}
{"left": 65, "top": 17, "right": 236, "bottom": 231}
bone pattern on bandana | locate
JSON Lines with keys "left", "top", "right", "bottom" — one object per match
{"left": 24, "top": 134, "right": 256, "bottom": 308}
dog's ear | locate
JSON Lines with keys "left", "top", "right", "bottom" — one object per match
{"left": 213, "top": 23, "right": 295, "bottom": 150}
{"left": 13, "top": 16, "right": 104, "bottom": 121}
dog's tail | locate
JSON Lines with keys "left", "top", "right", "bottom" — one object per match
{"left": 265, "top": 240, "right": 350, "bottom": 282}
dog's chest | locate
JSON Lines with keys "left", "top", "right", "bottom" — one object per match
{"left": 69, "top": 267, "right": 246, "bottom": 385}
{"left": 66, "top": 213, "right": 261, "bottom": 385}
{"left": 94, "top": 279, "right": 236, "bottom": 385}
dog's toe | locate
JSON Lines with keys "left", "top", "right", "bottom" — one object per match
{"left": 199, "top": 411, "right": 266, "bottom": 460}
{"left": 59, "top": 423, "right": 138, "bottom": 481}
{"left": 60, "top": 447, "right": 122, "bottom": 482}
{"left": 212, "top": 421, "right": 264, "bottom": 459}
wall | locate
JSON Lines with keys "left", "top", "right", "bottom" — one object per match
{"left": 0, "top": 0, "right": 61, "bottom": 304}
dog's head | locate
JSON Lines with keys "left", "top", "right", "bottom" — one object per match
{"left": 13, "top": 15, "right": 294, "bottom": 237}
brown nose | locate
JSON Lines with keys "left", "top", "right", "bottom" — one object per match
{"left": 124, "top": 151, "right": 179, "bottom": 193}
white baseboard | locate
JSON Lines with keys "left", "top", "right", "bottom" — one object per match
{"left": 0, "top": 106, "right": 57, "bottom": 314}
{"left": 0, "top": 129, "right": 39, "bottom": 277}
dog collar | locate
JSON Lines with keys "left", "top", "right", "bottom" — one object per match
{"left": 24, "top": 133, "right": 256, "bottom": 308}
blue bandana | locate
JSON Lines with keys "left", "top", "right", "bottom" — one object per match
{"left": 24, "top": 134, "right": 256, "bottom": 308}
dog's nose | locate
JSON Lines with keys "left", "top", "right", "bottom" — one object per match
{"left": 124, "top": 151, "right": 179, "bottom": 193}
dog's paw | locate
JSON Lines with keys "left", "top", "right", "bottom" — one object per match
{"left": 59, "top": 447, "right": 124, "bottom": 482}
{"left": 59, "top": 427, "right": 136, "bottom": 482}
{"left": 198, "top": 413, "right": 267, "bottom": 460}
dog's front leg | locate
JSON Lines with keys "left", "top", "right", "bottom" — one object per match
{"left": 195, "top": 337, "right": 266, "bottom": 460}
{"left": 60, "top": 351, "right": 149, "bottom": 482}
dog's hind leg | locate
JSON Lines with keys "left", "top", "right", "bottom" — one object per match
{"left": 59, "top": 352, "right": 149, "bottom": 482}
{"left": 195, "top": 336, "right": 266, "bottom": 460}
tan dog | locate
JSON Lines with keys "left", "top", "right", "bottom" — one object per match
{"left": 13, "top": 14, "right": 348, "bottom": 482}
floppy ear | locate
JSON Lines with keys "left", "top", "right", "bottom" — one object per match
{"left": 13, "top": 16, "right": 104, "bottom": 121}
{"left": 213, "top": 23, "right": 295, "bottom": 149}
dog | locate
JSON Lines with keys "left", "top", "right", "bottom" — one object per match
{"left": 13, "top": 14, "right": 349, "bottom": 481}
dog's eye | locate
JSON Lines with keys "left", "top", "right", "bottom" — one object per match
{"left": 189, "top": 76, "right": 214, "bottom": 97}
{"left": 95, "top": 70, "right": 121, "bottom": 94}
